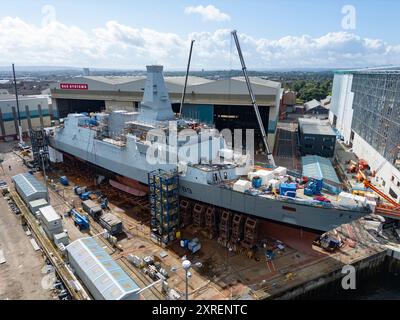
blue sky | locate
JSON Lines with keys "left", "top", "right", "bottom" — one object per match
{"left": 0, "top": 0, "right": 399, "bottom": 69}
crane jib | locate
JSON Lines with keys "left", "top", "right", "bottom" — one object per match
{"left": 231, "top": 30, "right": 276, "bottom": 167}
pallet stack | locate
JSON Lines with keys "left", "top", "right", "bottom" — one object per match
{"left": 192, "top": 203, "right": 205, "bottom": 228}
{"left": 218, "top": 210, "right": 231, "bottom": 246}
{"left": 230, "top": 213, "right": 244, "bottom": 244}
{"left": 242, "top": 217, "right": 258, "bottom": 249}
{"left": 179, "top": 199, "right": 192, "bottom": 227}
{"left": 205, "top": 206, "right": 218, "bottom": 239}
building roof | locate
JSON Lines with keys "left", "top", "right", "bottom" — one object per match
{"left": 29, "top": 198, "right": 48, "bottom": 206}
{"left": 304, "top": 99, "right": 322, "bottom": 112}
{"left": 164, "top": 76, "right": 214, "bottom": 86}
{"left": 0, "top": 95, "right": 49, "bottom": 103}
{"left": 53, "top": 75, "right": 281, "bottom": 96}
{"left": 334, "top": 67, "right": 400, "bottom": 75}
{"left": 232, "top": 76, "right": 282, "bottom": 89}
{"left": 320, "top": 96, "right": 332, "bottom": 106}
{"left": 300, "top": 123, "right": 336, "bottom": 136}
{"left": 302, "top": 155, "right": 340, "bottom": 184}
{"left": 82, "top": 75, "right": 145, "bottom": 85}
{"left": 66, "top": 237, "right": 139, "bottom": 300}
{"left": 39, "top": 205, "right": 60, "bottom": 224}
{"left": 298, "top": 117, "right": 335, "bottom": 136}
{"left": 12, "top": 173, "right": 47, "bottom": 199}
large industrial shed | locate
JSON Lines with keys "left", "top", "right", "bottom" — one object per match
{"left": 302, "top": 155, "right": 340, "bottom": 184}
{"left": 66, "top": 237, "right": 140, "bottom": 300}
{"left": 302, "top": 155, "right": 341, "bottom": 194}
{"left": 50, "top": 69, "right": 282, "bottom": 151}
{"left": 12, "top": 173, "right": 48, "bottom": 203}
{"left": 0, "top": 94, "right": 51, "bottom": 140}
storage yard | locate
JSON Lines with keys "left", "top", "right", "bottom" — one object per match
{"left": 1, "top": 140, "right": 399, "bottom": 300}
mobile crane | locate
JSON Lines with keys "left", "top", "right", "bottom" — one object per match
{"left": 231, "top": 30, "right": 276, "bottom": 167}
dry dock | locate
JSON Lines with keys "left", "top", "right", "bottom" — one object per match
{"left": 2, "top": 144, "right": 400, "bottom": 300}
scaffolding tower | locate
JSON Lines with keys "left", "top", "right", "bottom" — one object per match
{"left": 148, "top": 169, "right": 179, "bottom": 245}
{"left": 351, "top": 72, "right": 400, "bottom": 166}
{"left": 30, "top": 128, "right": 50, "bottom": 170}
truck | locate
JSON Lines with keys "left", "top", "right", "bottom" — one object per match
{"left": 82, "top": 199, "right": 102, "bottom": 220}
{"left": 69, "top": 209, "right": 90, "bottom": 231}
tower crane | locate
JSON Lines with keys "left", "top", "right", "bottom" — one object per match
{"left": 231, "top": 30, "right": 276, "bottom": 167}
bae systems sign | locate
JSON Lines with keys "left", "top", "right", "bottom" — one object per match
{"left": 60, "top": 83, "right": 88, "bottom": 90}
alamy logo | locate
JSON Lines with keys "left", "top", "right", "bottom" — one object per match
{"left": 41, "top": 5, "right": 57, "bottom": 27}
{"left": 341, "top": 265, "right": 356, "bottom": 290}
{"left": 341, "top": 5, "right": 356, "bottom": 30}
{"left": 145, "top": 121, "right": 255, "bottom": 168}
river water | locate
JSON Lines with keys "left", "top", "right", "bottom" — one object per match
{"left": 314, "top": 271, "right": 400, "bottom": 300}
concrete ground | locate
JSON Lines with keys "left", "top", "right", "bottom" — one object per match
{"left": 0, "top": 142, "right": 56, "bottom": 300}
{"left": 45, "top": 158, "right": 325, "bottom": 300}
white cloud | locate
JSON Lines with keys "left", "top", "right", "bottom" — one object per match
{"left": 184, "top": 5, "right": 231, "bottom": 22}
{"left": 0, "top": 16, "right": 399, "bottom": 69}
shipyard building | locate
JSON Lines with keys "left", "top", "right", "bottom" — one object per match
{"left": 0, "top": 91, "right": 51, "bottom": 140}
{"left": 329, "top": 68, "right": 400, "bottom": 202}
{"left": 298, "top": 118, "right": 336, "bottom": 158}
{"left": 50, "top": 74, "right": 282, "bottom": 150}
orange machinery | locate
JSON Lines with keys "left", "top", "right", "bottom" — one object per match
{"left": 358, "top": 170, "right": 400, "bottom": 218}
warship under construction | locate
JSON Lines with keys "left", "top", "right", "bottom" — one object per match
{"left": 48, "top": 65, "right": 373, "bottom": 233}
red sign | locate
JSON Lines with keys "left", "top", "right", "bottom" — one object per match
{"left": 60, "top": 83, "right": 88, "bottom": 90}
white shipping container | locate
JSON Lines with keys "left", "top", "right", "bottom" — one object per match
{"left": 54, "top": 232, "right": 69, "bottom": 246}
{"left": 41, "top": 222, "right": 63, "bottom": 241}
{"left": 256, "top": 170, "right": 274, "bottom": 186}
{"left": 39, "top": 205, "right": 62, "bottom": 231}
{"left": 29, "top": 198, "right": 48, "bottom": 215}
{"left": 269, "top": 179, "right": 281, "bottom": 189}
{"left": 248, "top": 171, "right": 259, "bottom": 181}
{"left": 273, "top": 166, "right": 287, "bottom": 177}
{"left": 233, "top": 180, "right": 251, "bottom": 193}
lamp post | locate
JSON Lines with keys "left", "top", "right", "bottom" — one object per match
{"left": 171, "top": 258, "right": 202, "bottom": 300}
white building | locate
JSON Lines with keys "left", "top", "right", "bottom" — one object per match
{"left": 329, "top": 69, "right": 400, "bottom": 202}
{"left": 329, "top": 73, "right": 354, "bottom": 145}
{"left": 0, "top": 94, "right": 51, "bottom": 139}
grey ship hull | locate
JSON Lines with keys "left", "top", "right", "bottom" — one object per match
{"left": 50, "top": 138, "right": 367, "bottom": 232}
